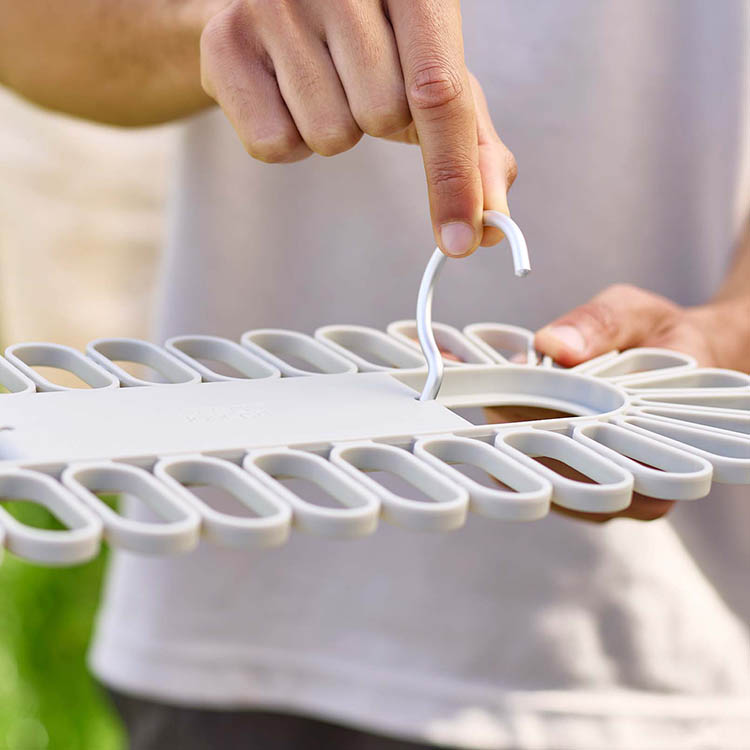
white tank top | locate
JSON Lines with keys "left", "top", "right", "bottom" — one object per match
{"left": 92, "top": 2, "right": 750, "bottom": 747}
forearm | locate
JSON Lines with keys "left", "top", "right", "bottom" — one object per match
{"left": 0, "top": 0, "right": 229, "bottom": 125}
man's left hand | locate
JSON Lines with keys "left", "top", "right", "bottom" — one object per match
{"left": 489, "top": 284, "right": 729, "bottom": 523}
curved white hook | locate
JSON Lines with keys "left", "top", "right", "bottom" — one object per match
{"left": 416, "top": 210, "right": 531, "bottom": 401}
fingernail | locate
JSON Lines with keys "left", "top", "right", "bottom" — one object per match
{"left": 546, "top": 325, "right": 586, "bottom": 353}
{"left": 440, "top": 222, "right": 475, "bottom": 257}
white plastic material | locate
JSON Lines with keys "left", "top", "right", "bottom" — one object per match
{"left": 572, "top": 422, "right": 713, "bottom": 500}
{"left": 316, "top": 325, "right": 424, "bottom": 372}
{"left": 6, "top": 342, "right": 119, "bottom": 391}
{"left": 463, "top": 323, "right": 538, "bottom": 365}
{"left": 387, "top": 320, "right": 493, "bottom": 366}
{"left": 631, "top": 405, "right": 750, "bottom": 436}
{"left": 330, "top": 442, "right": 469, "bottom": 532}
{"left": 88, "top": 338, "right": 201, "bottom": 386}
{"left": 578, "top": 347, "right": 696, "bottom": 382}
{"left": 244, "top": 448, "right": 380, "bottom": 537}
{"left": 61, "top": 462, "right": 201, "bottom": 555}
{"left": 242, "top": 329, "right": 357, "bottom": 376}
{"left": 414, "top": 435, "right": 552, "bottom": 520}
{"left": 0, "top": 356, "right": 36, "bottom": 395}
{"left": 0, "top": 323, "right": 743, "bottom": 565}
{"left": 165, "top": 335, "right": 280, "bottom": 382}
{"left": 0, "top": 469, "right": 102, "bottom": 564}
{"left": 495, "top": 430, "right": 634, "bottom": 513}
{"left": 0, "top": 206, "right": 743, "bottom": 565}
{"left": 154, "top": 455, "right": 291, "bottom": 547}
{"left": 614, "top": 415, "right": 750, "bottom": 484}
{"left": 623, "top": 367, "right": 750, "bottom": 392}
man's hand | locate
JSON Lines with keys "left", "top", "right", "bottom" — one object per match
{"left": 0, "top": 0, "right": 516, "bottom": 255}
{"left": 200, "top": 0, "right": 517, "bottom": 255}
{"left": 535, "top": 284, "right": 719, "bottom": 370}
{"left": 528, "top": 283, "right": 749, "bottom": 523}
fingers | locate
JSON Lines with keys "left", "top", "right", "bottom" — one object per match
{"left": 202, "top": 0, "right": 516, "bottom": 238}
{"left": 491, "top": 450, "right": 674, "bottom": 522}
{"left": 324, "top": 2, "right": 412, "bottom": 137}
{"left": 535, "top": 284, "right": 682, "bottom": 367}
{"left": 259, "top": 3, "right": 363, "bottom": 157}
{"left": 387, "top": 0, "right": 483, "bottom": 257}
{"left": 553, "top": 495, "right": 676, "bottom": 523}
{"left": 200, "top": 2, "right": 312, "bottom": 162}
{"left": 533, "top": 455, "right": 675, "bottom": 522}
{"left": 202, "top": 0, "right": 363, "bottom": 161}
{"left": 388, "top": 74, "right": 519, "bottom": 248}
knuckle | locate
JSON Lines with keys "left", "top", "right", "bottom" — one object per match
{"left": 200, "top": 8, "right": 234, "bottom": 57}
{"left": 292, "top": 66, "right": 322, "bottom": 98}
{"left": 355, "top": 99, "right": 412, "bottom": 137}
{"left": 247, "top": 129, "right": 302, "bottom": 163}
{"left": 428, "top": 157, "right": 476, "bottom": 196}
{"left": 200, "top": 2, "right": 255, "bottom": 92}
{"left": 307, "top": 123, "right": 362, "bottom": 156}
{"left": 409, "top": 61, "right": 466, "bottom": 111}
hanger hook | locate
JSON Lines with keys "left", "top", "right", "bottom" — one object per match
{"left": 415, "top": 210, "right": 531, "bottom": 401}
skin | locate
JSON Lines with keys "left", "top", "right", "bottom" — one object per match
{"left": 2, "top": 1, "right": 749, "bottom": 523}
{"left": 529, "top": 244, "right": 750, "bottom": 522}
{"left": 0, "top": 0, "right": 516, "bottom": 254}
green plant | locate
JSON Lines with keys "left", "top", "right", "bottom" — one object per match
{"left": 0, "top": 499, "right": 123, "bottom": 750}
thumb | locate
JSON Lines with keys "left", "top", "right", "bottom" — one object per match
{"left": 535, "top": 284, "right": 680, "bottom": 367}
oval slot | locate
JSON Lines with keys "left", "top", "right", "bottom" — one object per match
{"left": 462, "top": 323, "right": 536, "bottom": 365}
{"left": 244, "top": 449, "right": 379, "bottom": 537}
{"left": 573, "top": 422, "right": 713, "bottom": 500}
{"left": 0, "top": 470, "right": 101, "bottom": 565}
{"left": 61, "top": 463, "right": 201, "bottom": 555}
{"left": 387, "top": 320, "right": 492, "bottom": 366}
{"left": 635, "top": 392, "right": 750, "bottom": 412}
{"left": 414, "top": 436, "right": 551, "bottom": 520}
{"left": 0, "top": 356, "right": 36, "bottom": 395}
{"left": 581, "top": 348, "right": 695, "bottom": 381}
{"left": 634, "top": 406, "right": 750, "bottom": 436}
{"left": 242, "top": 329, "right": 357, "bottom": 376}
{"left": 316, "top": 325, "right": 424, "bottom": 371}
{"left": 87, "top": 338, "right": 201, "bottom": 386}
{"left": 614, "top": 416, "right": 750, "bottom": 484}
{"left": 624, "top": 367, "right": 750, "bottom": 392}
{"left": 5, "top": 343, "right": 119, "bottom": 392}
{"left": 568, "top": 350, "right": 620, "bottom": 374}
{"left": 329, "top": 442, "right": 468, "bottom": 531}
{"left": 154, "top": 456, "right": 291, "bottom": 548}
{"left": 165, "top": 335, "right": 280, "bottom": 382}
{"left": 495, "top": 429, "right": 633, "bottom": 513}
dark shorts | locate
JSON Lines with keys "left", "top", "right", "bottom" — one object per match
{"left": 108, "top": 689, "right": 448, "bottom": 750}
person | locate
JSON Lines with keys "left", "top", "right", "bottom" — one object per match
{"left": 2, "top": 1, "right": 749, "bottom": 748}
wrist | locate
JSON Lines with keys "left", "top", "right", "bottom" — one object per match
{"left": 688, "top": 297, "right": 750, "bottom": 372}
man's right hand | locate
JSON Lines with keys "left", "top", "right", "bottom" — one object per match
{"left": 200, "top": 0, "right": 517, "bottom": 256}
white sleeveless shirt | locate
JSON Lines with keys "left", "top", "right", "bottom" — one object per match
{"left": 91, "top": 2, "right": 750, "bottom": 748}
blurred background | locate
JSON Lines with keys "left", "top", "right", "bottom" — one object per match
{"left": 0, "top": 87, "right": 174, "bottom": 749}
